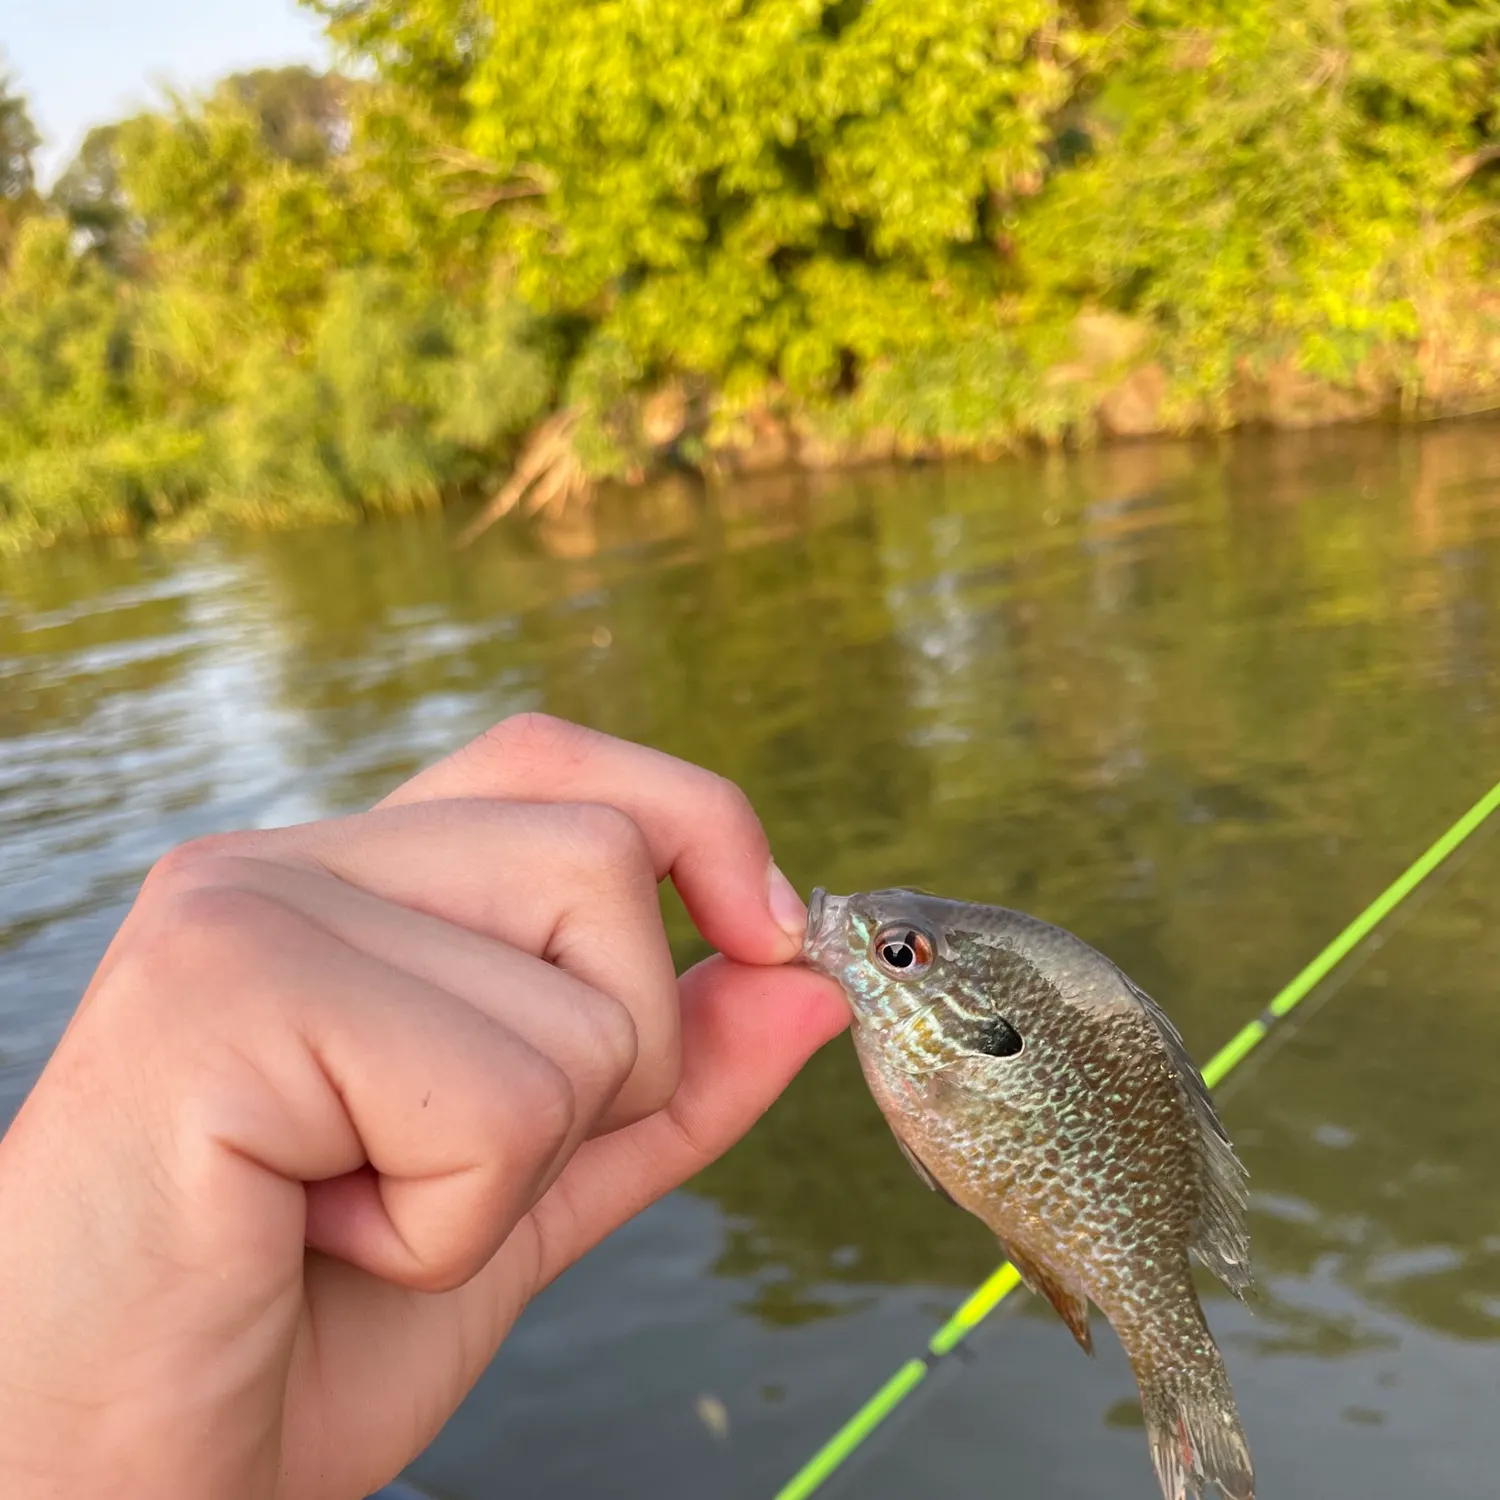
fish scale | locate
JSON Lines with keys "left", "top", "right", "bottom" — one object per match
{"left": 801, "top": 887, "right": 1254, "bottom": 1500}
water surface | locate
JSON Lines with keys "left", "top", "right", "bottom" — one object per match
{"left": 4, "top": 423, "right": 1500, "bottom": 1498}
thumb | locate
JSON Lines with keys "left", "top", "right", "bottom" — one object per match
{"left": 520, "top": 956, "right": 850, "bottom": 1291}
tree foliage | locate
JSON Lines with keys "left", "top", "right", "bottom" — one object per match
{"left": 467, "top": 0, "right": 1078, "bottom": 402}
{"left": 0, "top": 62, "right": 38, "bottom": 200}
{"left": 0, "top": 63, "right": 550, "bottom": 546}
{"left": 0, "top": 59, "right": 42, "bottom": 263}
{"left": 1022, "top": 0, "right": 1500, "bottom": 403}
{"left": 4, "top": 2, "right": 1500, "bottom": 546}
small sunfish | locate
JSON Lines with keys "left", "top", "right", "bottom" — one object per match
{"left": 801, "top": 887, "right": 1254, "bottom": 1500}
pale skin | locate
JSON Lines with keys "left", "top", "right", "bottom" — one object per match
{"left": 0, "top": 713, "right": 850, "bottom": 1499}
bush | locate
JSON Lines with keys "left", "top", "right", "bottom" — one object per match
{"left": 6, "top": 3, "right": 1500, "bottom": 546}
{"left": 0, "top": 64, "right": 556, "bottom": 545}
{"left": 466, "top": 0, "right": 1079, "bottom": 405}
{"left": 219, "top": 268, "right": 557, "bottom": 521}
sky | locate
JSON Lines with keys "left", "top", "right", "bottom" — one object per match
{"left": 4, "top": 0, "right": 334, "bottom": 186}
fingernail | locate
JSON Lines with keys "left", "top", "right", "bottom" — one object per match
{"left": 767, "top": 861, "right": 808, "bottom": 949}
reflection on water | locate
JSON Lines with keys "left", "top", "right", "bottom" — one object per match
{"left": 3, "top": 422, "right": 1500, "bottom": 1498}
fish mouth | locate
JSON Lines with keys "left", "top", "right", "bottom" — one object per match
{"left": 798, "top": 886, "right": 850, "bottom": 980}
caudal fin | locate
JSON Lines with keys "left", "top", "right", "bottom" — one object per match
{"left": 1135, "top": 1349, "right": 1254, "bottom": 1500}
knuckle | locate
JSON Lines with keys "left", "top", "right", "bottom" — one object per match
{"left": 390, "top": 1220, "right": 481, "bottom": 1293}
{"left": 626, "top": 1036, "right": 680, "bottom": 1117}
{"left": 163, "top": 882, "right": 281, "bottom": 958}
{"left": 358, "top": 1038, "right": 582, "bottom": 1297}
{"left": 111, "top": 883, "right": 284, "bottom": 1016}
{"left": 399, "top": 1260, "right": 450, "bottom": 1294}
{"left": 399, "top": 1219, "right": 498, "bottom": 1294}
{"left": 576, "top": 989, "right": 640, "bottom": 1092}
{"left": 625, "top": 1073, "right": 675, "bottom": 1120}
{"left": 406, "top": 1257, "right": 475, "bottom": 1296}
{"left": 698, "top": 770, "right": 760, "bottom": 835}
{"left": 476, "top": 711, "right": 593, "bottom": 772}
{"left": 496, "top": 1043, "right": 577, "bottom": 1161}
{"left": 563, "top": 801, "right": 652, "bottom": 878}
{"left": 140, "top": 835, "right": 245, "bottom": 897}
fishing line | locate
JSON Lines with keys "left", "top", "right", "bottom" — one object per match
{"left": 772, "top": 778, "right": 1500, "bottom": 1500}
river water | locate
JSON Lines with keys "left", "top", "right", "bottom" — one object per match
{"left": 3, "top": 423, "right": 1500, "bottom": 1499}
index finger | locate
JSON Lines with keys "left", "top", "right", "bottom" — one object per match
{"left": 377, "top": 714, "right": 807, "bottom": 965}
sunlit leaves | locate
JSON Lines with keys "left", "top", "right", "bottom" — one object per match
{"left": 466, "top": 0, "right": 1078, "bottom": 392}
{"left": 7, "top": 0, "right": 1500, "bottom": 544}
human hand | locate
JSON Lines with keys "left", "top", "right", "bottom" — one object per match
{"left": 0, "top": 714, "right": 847, "bottom": 1499}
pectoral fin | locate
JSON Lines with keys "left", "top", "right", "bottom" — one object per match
{"left": 887, "top": 1125, "right": 959, "bottom": 1208}
{"left": 999, "top": 1238, "right": 1094, "bottom": 1356}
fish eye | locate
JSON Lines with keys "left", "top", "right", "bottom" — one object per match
{"left": 871, "top": 924, "right": 935, "bottom": 977}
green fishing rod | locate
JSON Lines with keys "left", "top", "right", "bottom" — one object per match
{"left": 774, "top": 778, "right": 1500, "bottom": 1500}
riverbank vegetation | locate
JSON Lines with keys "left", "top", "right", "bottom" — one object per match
{"left": 5, "top": 0, "right": 1500, "bottom": 547}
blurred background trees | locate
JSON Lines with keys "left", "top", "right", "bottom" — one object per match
{"left": 5, "top": 1, "right": 1500, "bottom": 546}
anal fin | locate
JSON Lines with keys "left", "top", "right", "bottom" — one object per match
{"left": 1000, "top": 1238, "right": 1094, "bottom": 1356}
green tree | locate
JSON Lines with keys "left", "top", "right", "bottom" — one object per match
{"left": 216, "top": 265, "right": 556, "bottom": 524}
{"left": 51, "top": 125, "right": 134, "bottom": 269}
{"left": 2, "top": 60, "right": 554, "bottom": 547}
{"left": 222, "top": 65, "right": 350, "bottom": 166}
{"left": 112, "top": 71, "right": 357, "bottom": 341}
{"left": 1019, "top": 0, "right": 1500, "bottom": 408}
{"left": 10, "top": 0, "right": 1500, "bottom": 549}
{"left": 307, "top": 0, "right": 487, "bottom": 126}
{"left": 0, "top": 61, "right": 42, "bottom": 261}
{"left": 463, "top": 0, "right": 1083, "bottom": 409}
{"left": 0, "top": 214, "right": 210, "bottom": 545}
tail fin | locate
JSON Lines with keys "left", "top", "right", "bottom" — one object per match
{"left": 1135, "top": 1348, "right": 1254, "bottom": 1500}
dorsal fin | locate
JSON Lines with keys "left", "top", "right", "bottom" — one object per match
{"left": 1118, "top": 971, "right": 1254, "bottom": 1299}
